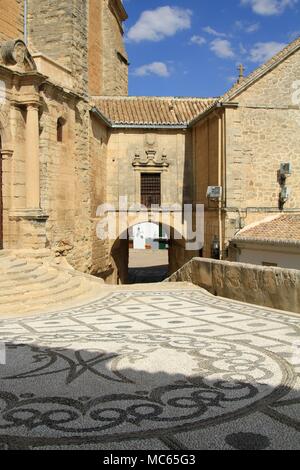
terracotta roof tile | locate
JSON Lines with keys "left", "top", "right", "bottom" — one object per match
{"left": 235, "top": 215, "right": 300, "bottom": 244}
{"left": 93, "top": 96, "right": 217, "bottom": 126}
{"left": 93, "top": 36, "right": 300, "bottom": 127}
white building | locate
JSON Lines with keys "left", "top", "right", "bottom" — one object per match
{"left": 130, "top": 223, "right": 168, "bottom": 250}
{"left": 231, "top": 215, "right": 300, "bottom": 270}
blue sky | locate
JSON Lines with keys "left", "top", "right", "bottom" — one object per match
{"left": 123, "top": 0, "right": 300, "bottom": 97}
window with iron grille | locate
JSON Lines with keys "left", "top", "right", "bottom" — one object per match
{"left": 141, "top": 173, "right": 161, "bottom": 208}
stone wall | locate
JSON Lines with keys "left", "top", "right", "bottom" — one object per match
{"left": 103, "top": 128, "right": 195, "bottom": 283}
{"left": 1, "top": 96, "right": 26, "bottom": 248}
{"left": 107, "top": 129, "right": 193, "bottom": 207}
{"left": 192, "top": 113, "right": 224, "bottom": 257}
{"left": 0, "top": 65, "right": 49, "bottom": 250}
{"left": 0, "top": 0, "right": 23, "bottom": 43}
{"left": 192, "top": 47, "right": 300, "bottom": 259}
{"left": 37, "top": 87, "right": 110, "bottom": 276}
{"left": 27, "top": 0, "right": 88, "bottom": 95}
{"left": 88, "top": 0, "right": 103, "bottom": 96}
{"left": 101, "top": 0, "right": 128, "bottom": 96}
{"left": 224, "top": 46, "right": 300, "bottom": 246}
{"left": 89, "top": 113, "right": 111, "bottom": 277}
{"left": 39, "top": 85, "right": 78, "bottom": 260}
{"left": 0, "top": 0, "right": 126, "bottom": 280}
{"left": 168, "top": 257, "right": 300, "bottom": 313}
{"left": 27, "top": 0, "right": 127, "bottom": 97}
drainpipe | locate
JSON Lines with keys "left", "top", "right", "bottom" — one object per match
{"left": 217, "top": 111, "right": 223, "bottom": 259}
{"left": 24, "top": 0, "right": 28, "bottom": 44}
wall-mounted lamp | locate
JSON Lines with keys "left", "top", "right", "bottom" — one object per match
{"left": 278, "top": 162, "right": 292, "bottom": 185}
{"left": 280, "top": 187, "right": 290, "bottom": 204}
{"left": 211, "top": 235, "right": 220, "bottom": 260}
{"left": 278, "top": 163, "right": 292, "bottom": 209}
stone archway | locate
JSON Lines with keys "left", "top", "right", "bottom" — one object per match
{"left": 110, "top": 220, "right": 191, "bottom": 285}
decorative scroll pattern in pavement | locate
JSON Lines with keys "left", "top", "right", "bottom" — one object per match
{"left": 0, "top": 289, "right": 299, "bottom": 450}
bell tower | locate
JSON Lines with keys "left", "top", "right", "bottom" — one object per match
{"left": 0, "top": 0, "right": 24, "bottom": 43}
{"left": 88, "top": 0, "right": 128, "bottom": 96}
{"left": 26, "top": 0, "right": 88, "bottom": 95}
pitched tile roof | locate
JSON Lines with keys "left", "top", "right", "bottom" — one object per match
{"left": 222, "top": 35, "right": 300, "bottom": 102}
{"left": 93, "top": 96, "right": 217, "bottom": 126}
{"left": 234, "top": 214, "right": 300, "bottom": 245}
{"left": 93, "top": 36, "right": 300, "bottom": 128}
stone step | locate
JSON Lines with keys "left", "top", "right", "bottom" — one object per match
{"left": 0, "top": 281, "right": 97, "bottom": 315}
{"left": 27, "top": 283, "right": 90, "bottom": 306}
{"left": 0, "top": 272, "right": 73, "bottom": 298}
{"left": 0, "top": 253, "right": 105, "bottom": 317}
{"left": 0, "top": 258, "right": 27, "bottom": 270}
{"left": 0, "top": 269, "right": 59, "bottom": 289}
{"left": 0, "top": 266, "right": 49, "bottom": 284}
{"left": 0, "top": 276, "right": 83, "bottom": 305}
{"left": 0, "top": 250, "right": 11, "bottom": 258}
{"left": 3, "top": 262, "right": 42, "bottom": 275}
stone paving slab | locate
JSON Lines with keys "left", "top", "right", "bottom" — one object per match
{"left": 0, "top": 287, "right": 299, "bottom": 450}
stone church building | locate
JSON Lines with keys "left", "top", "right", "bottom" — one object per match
{"left": 0, "top": 0, "right": 300, "bottom": 283}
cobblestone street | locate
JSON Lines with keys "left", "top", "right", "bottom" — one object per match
{"left": 128, "top": 249, "right": 169, "bottom": 284}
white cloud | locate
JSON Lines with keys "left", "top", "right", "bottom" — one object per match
{"left": 127, "top": 6, "right": 192, "bottom": 42}
{"left": 203, "top": 26, "right": 227, "bottom": 37}
{"left": 241, "top": 0, "right": 298, "bottom": 16}
{"left": 210, "top": 39, "right": 235, "bottom": 59}
{"left": 190, "top": 35, "right": 206, "bottom": 46}
{"left": 235, "top": 20, "right": 260, "bottom": 33}
{"left": 133, "top": 62, "right": 171, "bottom": 78}
{"left": 239, "top": 43, "right": 248, "bottom": 54}
{"left": 249, "top": 41, "right": 287, "bottom": 62}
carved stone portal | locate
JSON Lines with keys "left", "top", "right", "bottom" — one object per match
{"left": 132, "top": 149, "right": 169, "bottom": 169}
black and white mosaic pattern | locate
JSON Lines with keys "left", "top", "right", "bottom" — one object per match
{"left": 0, "top": 289, "right": 299, "bottom": 450}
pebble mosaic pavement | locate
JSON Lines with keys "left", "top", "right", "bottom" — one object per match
{"left": 0, "top": 287, "right": 299, "bottom": 450}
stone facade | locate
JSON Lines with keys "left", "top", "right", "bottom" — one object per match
{"left": 0, "top": 0, "right": 127, "bottom": 281}
{"left": 106, "top": 129, "right": 193, "bottom": 208}
{"left": 101, "top": 0, "right": 128, "bottom": 96}
{"left": 88, "top": 0, "right": 128, "bottom": 96}
{"left": 192, "top": 112, "right": 223, "bottom": 258}
{"left": 1, "top": 2, "right": 300, "bottom": 285}
{"left": 28, "top": 0, "right": 89, "bottom": 96}
{"left": 192, "top": 44, "right": 300, "bottom": 259}
{"left": 27, "top": 0, "right": 127, "bottom": 96}
{"left": 88, "top": 0, "right": 104, "bottom": 97}
{"left": 104, "top": 128, "right": 195, "bottom": 283}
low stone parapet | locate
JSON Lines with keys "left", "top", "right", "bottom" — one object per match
{"left": 167, "top": 258, "right": 300, "bottom": 313}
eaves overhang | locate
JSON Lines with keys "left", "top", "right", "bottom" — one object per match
{"left": 187, "top": 101, "right": 238, "bottom": 128}
{"left": 233, "top": 237, "right": 300, "bottom": 249}
{"left": 91, "top": 106, "right": 188, "bottom": 129}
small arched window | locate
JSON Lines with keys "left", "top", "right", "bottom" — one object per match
{"left": 57, "top": 117, "right": 65, "bottom": 143}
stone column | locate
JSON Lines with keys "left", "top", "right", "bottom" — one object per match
{"left": 25, "top": 102, "right": 40, "bottom": 210}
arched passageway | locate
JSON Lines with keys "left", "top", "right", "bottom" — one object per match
{"left": 110, "top": 221, "right": 192, "bottom": 285}
{"left": 127, "top": 222, "right": 169, "bottom": 284}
